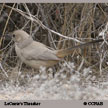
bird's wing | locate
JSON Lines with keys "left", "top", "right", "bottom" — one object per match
{"left": 34, "top": 50, "right": 60, "bottom": 61}
{"left": 21, "top": 42, "right": 60, "bottom": 61}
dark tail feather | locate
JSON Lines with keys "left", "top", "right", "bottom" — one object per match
{"left": 56, "top": 39, "right": 103, "bottom": 58}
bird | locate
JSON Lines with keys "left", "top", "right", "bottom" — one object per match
{"left": 11, "top": 30, "right": 103, "bottom": 69}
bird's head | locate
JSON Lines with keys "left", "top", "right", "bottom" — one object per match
{"left": 12, "top": 30, "right": 31, "bottom": 43}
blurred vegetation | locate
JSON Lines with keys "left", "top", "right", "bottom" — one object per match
{"left": 0, "top": 3, "right": 108, "bottom": 84}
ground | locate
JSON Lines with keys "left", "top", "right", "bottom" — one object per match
{"left": 0, "top": 63, "right": 108, "bottom": 100}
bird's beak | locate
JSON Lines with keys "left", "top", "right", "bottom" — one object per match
{"left": 2, "top": 33, "right": 13, "bottom": 41}
{"left": 0, "top": 33, "right": 13, "bottom": 48}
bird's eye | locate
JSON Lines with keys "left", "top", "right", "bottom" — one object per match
{"left": 13, "top": 34, "right": 15, "bottom": 37}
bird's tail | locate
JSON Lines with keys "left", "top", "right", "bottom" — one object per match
{"left": 56, "top": 39, "right": 103, "bottom": 58}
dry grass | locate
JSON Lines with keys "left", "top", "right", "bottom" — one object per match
{"left": 0, "top": 3, "right": 108, "bottom": 99}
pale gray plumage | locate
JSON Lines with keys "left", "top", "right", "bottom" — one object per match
{"left": 12, "top": 30, "right": 103, "bottom": 69}
{"left": 13, "top": 30, "right": 60, "bottom": 69}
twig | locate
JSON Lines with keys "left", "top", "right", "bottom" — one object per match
{"left": 4, "top": 5, "right": 83, "bottom": 44}
{"left": 0, "top": 3, "right": 16, "bottom": 47}
{"left": 0, "top": 62, "right": 8, "bottom": 78}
